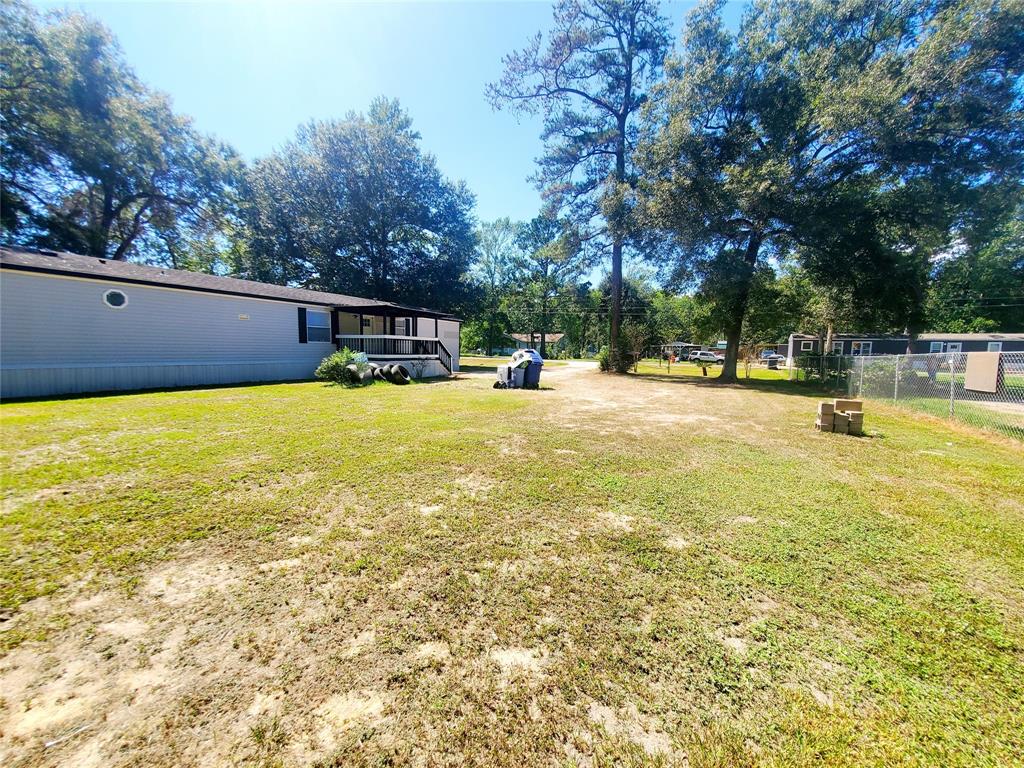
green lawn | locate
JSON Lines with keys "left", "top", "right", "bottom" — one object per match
{"left": 634, "top": 359, "right": 790, "bottom": 381}
{"left": 1, "top": 369, "right": 1022, "bottom": 767}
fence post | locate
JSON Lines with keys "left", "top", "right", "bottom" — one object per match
{"left": 948, "top": 353, "right": 956, "bottom": 419}
{"left": 859, "top": 356, "right": 865, "bottom": 396}
{"left": 894, "top": 354, "right": 900, "bottom": 404}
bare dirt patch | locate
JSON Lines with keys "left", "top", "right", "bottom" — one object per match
{"left": 414, "top": 641, "right": 451, "bottom": 661}
{"left": 587, "top": 701, "right": 674, "bottom": 756}
{"left": 143, "top": 559, "right": 239, "bottom": 606}
{"left": 97, "top": 618, "right": 148, "bottom": 639}
{"left": 453, "top": 474, "right": 495, "bottom": 499}
{"left": 257, "top": 557, "right": 302, "bottom": 572}
{"left": 600, "top": 510, "right": 634, "bottom": 532}
{"left": 306, "top": 689, "right": 388, "bottom": 756}
{"left": 664, "top": 535, "right": 692, "bottom": 551}
{"left": 343, "top": 629, "right": 377, "bottom": 658}
{"left": 716, "top": 630, "right": 751, "bottom": 656}
{"left": 488, "top": 646, "right": 548, "bottom": 681}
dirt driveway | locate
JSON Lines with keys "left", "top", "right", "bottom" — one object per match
{"left": 469, "top": 360, "right": 785, "bottom": 439}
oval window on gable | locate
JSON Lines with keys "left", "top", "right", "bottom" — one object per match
{"left": 103, "top": 289, "right": 128, "bottom": 309}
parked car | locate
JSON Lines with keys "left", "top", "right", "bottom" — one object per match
{"left": 691, "top": 350, "right": 725, "bottom": 365}
{"left": 762, "top": 353, "right": 786, "bottom": 364}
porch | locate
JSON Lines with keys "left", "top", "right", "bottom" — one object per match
{"left": 336, "top": 334, "right": 454, "bottom": 375}
{"left": 332, "top": 308, "right": 461, "bottom": 376}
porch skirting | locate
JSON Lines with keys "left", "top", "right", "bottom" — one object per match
{"left": 0, "top": 359, "right": 320, "bottom": 399}
{"left": 1, "top": 356, "right": 454, "bottom": 399}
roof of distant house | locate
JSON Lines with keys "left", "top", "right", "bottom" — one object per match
{"left": 509, "top": 332, "right": 565, "bottom": 344}
{"left": 790, "top": 332, "right": 1024, "bottom": 342}
{"left": 0, "top": 246, "right": 459, "bottom": 319}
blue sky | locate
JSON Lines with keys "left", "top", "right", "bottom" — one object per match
{"left": 36, "top": 1, "right": 722, "bottom": 227}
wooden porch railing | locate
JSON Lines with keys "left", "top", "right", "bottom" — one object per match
{"left": 437, "top": 340, "right": 453, "bottom": 375}
{"left": 336, "top": 335, "right": 453, "bottom": 375}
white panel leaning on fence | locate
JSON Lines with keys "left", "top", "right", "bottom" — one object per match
{"left": 848, "top": 352, "right": 1024, "bottom": 441}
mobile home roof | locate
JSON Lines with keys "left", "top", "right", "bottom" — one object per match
{"left": 0, "top": 247, "right": 459, "bottom": 320}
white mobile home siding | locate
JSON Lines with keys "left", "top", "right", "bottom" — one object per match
{"left": 0, "top": 271, "right": 335, "bottom": 398}
{"left": 437, "top": 319, "right": 460, "bottom": 372}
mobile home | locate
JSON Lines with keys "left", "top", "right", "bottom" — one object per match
{"left": 0, "top": 247, "right": 461, "bottom": 399}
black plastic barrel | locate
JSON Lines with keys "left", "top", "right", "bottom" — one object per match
{"left": 524, "top": 361, "right": 543, "bottom": 389}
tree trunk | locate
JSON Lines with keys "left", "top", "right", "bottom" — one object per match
{"left": 719, "top": 232, "right": 763, "bottom": 382}
{"left": 540, "top": 292, "right": 548, "bottom": 358}
{"left": 486, "top": 293, "right": 496, "bottom": 356}
{"left": 609, "top": 112, "right": 627, "bottom": 360}
{"left": 610, "top": 238, "right": 622, "bottom": 351}
{"left": 720, "top": 322, "right": 744, "bottom": 382}
{"left": 95, "top": 185, "right": 115, "bottom": 258}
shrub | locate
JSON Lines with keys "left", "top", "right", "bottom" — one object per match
{"left": 315, "top": 348, "right": 371, "bottom": 386}
{"left": 611, "top": 346, "right": 632, "bottom": 374}
{"left": 598, "top": 340, "right": 632, "bottom": 373}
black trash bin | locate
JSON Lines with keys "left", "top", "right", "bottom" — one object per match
{"left": 521, "top": 348, "right": 544, "bottom": 389}
{"left": 524, "top": 361, "right": 542, "bottom": 388}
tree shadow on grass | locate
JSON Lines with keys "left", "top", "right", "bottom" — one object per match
{"left": 2, "top": 374, "right": 462, "bottom": 402}
{"left": 1, "top": 378, "right": 319, "bottom": 404}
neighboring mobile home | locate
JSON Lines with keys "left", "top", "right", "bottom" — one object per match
{"left": 783, "top": 332, "right": 1024, "bottom": 362}
{"left": 485, "top": 333, "right": 567, "bottom": 357}
{"left": 0, "top": 247, "right": 460, "bottom": 399}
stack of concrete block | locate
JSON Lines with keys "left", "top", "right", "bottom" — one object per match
{"left": 815, "top": 398, "right": 864, "bottom": 435}
{"left": 815, "top": 401, "right": 835, "bottom": 432}
{"left": 846, "top": 410, "right": 864, "bottom": 436}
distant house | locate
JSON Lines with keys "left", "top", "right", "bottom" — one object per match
{"left": 783, "top": 332, "right": 1024, "bottom": 362}
{"left": 509, "top": 332, "right": 564, "bottom": 350}
{"left": 0, "top": 247, "right": 461, "bottom": 399}
{"left": 485, "top": 332, "right": 566, "bottom": 356}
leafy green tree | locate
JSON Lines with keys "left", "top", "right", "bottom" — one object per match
{"left": 1, "top": 0, "right": 239, "bottom": 262}
{"left": 239, "top": 99, "right": 477, "bottom": 313}
{"left": 927, "top": 207, "right": 1024, "bottom": 332}
{"left": 593, "top": 271, "right": 659, "bottom": 368}
{"left": 509, "top": 214, "right": 585, "bottom": 357}
{"left": 621, "top": 319, "right": 649, "bottom": 371}
{"left": 472, "top": 218, "right": 521, "bottom": 354}
{"left": 649, "top": 291, "right": 699, "bottom": 348}
{"left": 232, "top": 150, "right": 318, "bottom": 287}
{"left": 556, "top": 283, "right": 603, "bottom": 358}
{"left": 487, "top": 0, "right": 671, "bottom": 363}
{"left": 639, "top": 0, "right": 1024, "bottom": 380}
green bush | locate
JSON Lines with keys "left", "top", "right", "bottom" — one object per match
{"left": 315, "top": 348, "right": 370, "bottom": 386}
{"left": 610, "top": 345, "right": 632, "bottom": 374}
{"left": 598, "top": 341, "right": 632, "bottom": 373}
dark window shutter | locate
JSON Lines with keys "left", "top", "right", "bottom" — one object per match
{"left": 298, "top": 307, "right": 307, "bottom": 343}
{"left": 330, "top": 310, "right": 339, "bottom": 347}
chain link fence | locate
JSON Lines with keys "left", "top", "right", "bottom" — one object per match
{"left": 791, "top": 354, "right": 855, "bottom": 389}
{"left": 848, "top": 352, "right": 1024, "bottom": 441}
